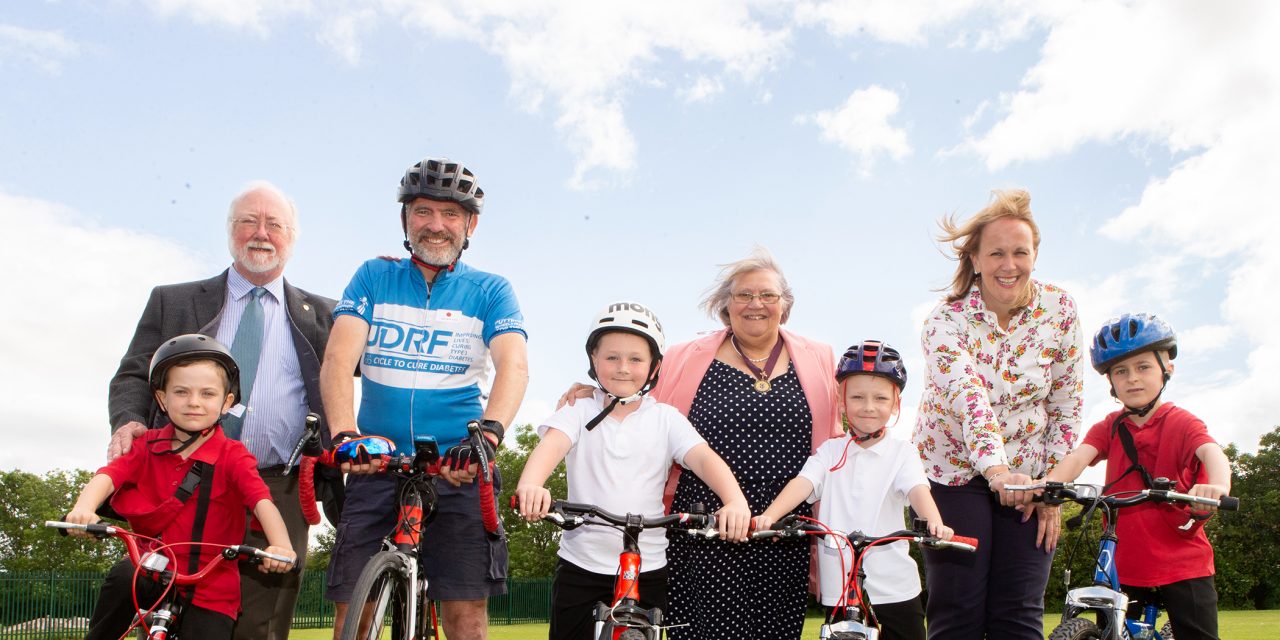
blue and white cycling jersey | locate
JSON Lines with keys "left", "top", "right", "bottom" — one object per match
{"left": 334, "top": 258, "right": 526, "bottom": 452}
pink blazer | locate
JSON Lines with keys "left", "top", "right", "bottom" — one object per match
{"left": 652, "top": 327, "right": 842, "bottom": 506}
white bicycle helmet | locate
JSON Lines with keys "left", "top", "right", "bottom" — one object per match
{"left": 583, "top": 301, "right": 666, "bottom": 431}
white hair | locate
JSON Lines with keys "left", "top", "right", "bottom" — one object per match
{"left": 225, "top": 180, "right": 300, "bottom": 238}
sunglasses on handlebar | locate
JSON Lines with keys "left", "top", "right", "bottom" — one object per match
{"left": 334, "top": 435, "right": 396, "bottom": 465}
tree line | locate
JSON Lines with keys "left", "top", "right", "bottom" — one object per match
{"left": 4, "top": 426, "right": 1277, "bottom": 609}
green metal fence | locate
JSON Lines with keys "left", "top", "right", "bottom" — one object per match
{"left": 0, "top": 571, "right": 552, "bottom": 637}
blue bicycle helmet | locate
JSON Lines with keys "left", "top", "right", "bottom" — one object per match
{"left": 836, "top": 340, "right": 907, "bottom": 390}
{"left": 1089, "top": 313, "right": 1178, "bottom": 375}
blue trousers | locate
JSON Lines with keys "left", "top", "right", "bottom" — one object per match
{"left": 921, "top": 478, "right": 1053, "bottom": 640}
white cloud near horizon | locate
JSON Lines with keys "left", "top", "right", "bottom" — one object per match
{"left": 0, "top": 192, "right": 209, "bottom": 473}
{"left": 796, "top": 85, "right": 912, "bottom": 176}
{"left": 967, "top": 0, "right": 1280, "bottom": 451}
{"left": 0, "top": 23, "right": 80, "bottom": 72}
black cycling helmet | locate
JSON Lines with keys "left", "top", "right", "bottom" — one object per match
{"left": 398, "top": 157, "right": 484, "bottom": 215}
{"left": 149, "top": 334, "right": 241, "bottom": 403}
{"left": 836, "top": 340, "right": 908, "bottom": 390}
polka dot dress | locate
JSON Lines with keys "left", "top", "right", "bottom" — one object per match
{"left": 667, "top": 360, "right": 813, "bottom": 640}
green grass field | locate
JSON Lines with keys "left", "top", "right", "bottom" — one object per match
{"left": 286, "top": 608, "right": 1279, "bottom": 639}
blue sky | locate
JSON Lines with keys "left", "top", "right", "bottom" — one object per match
{"left": 3, "top": 1, "right": 1277, "bottom": 477}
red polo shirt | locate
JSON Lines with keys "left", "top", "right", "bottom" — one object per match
{"left": 1082, "top": 403, "right": 1217, "bottom": 587}
{"left": 98, "top": 425, "right": 272, "bottom": 619}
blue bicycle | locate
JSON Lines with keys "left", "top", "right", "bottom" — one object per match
{"left": 1006, "top": 480, "right": 1238, "bottom": 640}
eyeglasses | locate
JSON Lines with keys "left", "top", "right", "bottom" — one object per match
{"left": 731, "top": 291, "right": 782, "bottom": 305}
{"left": 232, "top": 217, "right": 292, "bottom": 235}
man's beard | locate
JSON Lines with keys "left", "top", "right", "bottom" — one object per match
{"left": 410, "top": 232, "right": 464, "bottom": 267}
{"left": 232, "top": 240, "right": 288, "bottom": 274}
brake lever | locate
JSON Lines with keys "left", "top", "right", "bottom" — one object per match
{"left": 283, "top": 413, "right": 323, "bottom": 475}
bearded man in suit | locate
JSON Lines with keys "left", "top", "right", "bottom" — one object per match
{"left": 107, "top": 181, "right": 342, "bottom": 640}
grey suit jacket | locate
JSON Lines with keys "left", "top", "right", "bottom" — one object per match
{"left": 107, "top": 268, "right": 344, "bottom": 521}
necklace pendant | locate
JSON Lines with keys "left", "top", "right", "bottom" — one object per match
{"left": 754, "top": 379, "right": 772, "bottom": 393}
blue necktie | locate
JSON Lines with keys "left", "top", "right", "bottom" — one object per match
{"left": 223, "top": 287, "right": 266, "bottom": 440}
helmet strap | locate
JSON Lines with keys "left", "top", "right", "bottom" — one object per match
{"left": 584, "top": 361, "right": 659, "bottom": 432}
{"left": 150, "top": 423, "right": 216, "bottom": 457}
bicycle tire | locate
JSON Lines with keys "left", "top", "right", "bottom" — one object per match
{"left": 341, "top": 550, "right": 411, "bottom": 640}
{"left": 1160, "top": 620, "right": 1175, "bottom": 639}
{"left": 1047, "top": 617, "right": 1104, "bottom": 640}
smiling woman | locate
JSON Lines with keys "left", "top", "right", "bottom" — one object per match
{"left": 650, "top": 247, "right": 843, "bottom": 640}
{"left": 913, "top": 190, "right": 1085, "bottom": 639}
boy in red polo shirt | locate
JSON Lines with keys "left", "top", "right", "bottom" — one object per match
{"left": 66, "top": 334, "right": 295, "bottom": 640}
{"left": 1045, "top": 314, "right": 1231, "bottom": 640}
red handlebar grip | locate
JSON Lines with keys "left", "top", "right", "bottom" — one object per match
{"left": 298, "top": 457, "right": 322, "bottom": 526}
{"left": 478, "top": 462, "right": 499, "bottom": 535}
{"left": 951, "top": 535, "right": 979, "bottom": 549}
{"left": 509, "top": 495, "right": 519, "bottom": 509}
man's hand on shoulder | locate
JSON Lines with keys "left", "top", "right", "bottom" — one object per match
{"left": 107, "top": 422, "right": 148, "bottom": 461}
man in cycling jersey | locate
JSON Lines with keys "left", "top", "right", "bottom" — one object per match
{"left": 321, "top": 157, "right": 529, "bottom": 640}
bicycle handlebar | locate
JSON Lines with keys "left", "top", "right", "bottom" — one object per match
{"left": 45, "top": 521, "right": 296, "bottom": 581}
{"left": 1003, "top": 482, "right": 1239, "bottom": 511}
{"left": 509, "top": 497, "right": 720, "bottom": 538}
{"left": 749, "top": 517, "right": 979, "bottom": 552}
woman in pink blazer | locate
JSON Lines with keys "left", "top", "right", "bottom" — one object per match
{"left": 653, "top": 248, "right": 841, "bottom": 640}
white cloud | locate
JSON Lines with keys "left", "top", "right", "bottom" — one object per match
{"left": 0, "top": 24, "right": 80, "bottom": 72}
{"left": 134, "top": 0, "right": 790, "bottom": 189}
{"left": 966, "top": 0, "right": 1279, "bottom": 170}
{"left": 0, "top": 193, "right": 209, "bottom": 472}
{"left": 965, "top": 0, "right": 1280, "bottom": 451}
{"left": 794, "top": 0, "right": 1054, "bottom": 49}
{"left": 678, "top": 75, "right": 725, "bottom": 104}
{"left": 142, "top": 0, "right": 314, "bottom": 35}
{"left": 796, "top": 85, "right": 912, "bottom": 176}
{"left": 316, "top": 8, "right": 377, "bottom": 65}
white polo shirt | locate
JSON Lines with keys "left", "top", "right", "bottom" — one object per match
{"left": 799, "top": 435, "right": 929, "bottom": 606}
{"left": 539, "top": 390, "right": 706, "bottom": 575}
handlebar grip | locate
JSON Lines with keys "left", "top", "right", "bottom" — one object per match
{"left": 1217, "top": 496, "right": 1239, "bottom": 511}
{"left": 951, "top": 535, "right": 979, "bottom": 549}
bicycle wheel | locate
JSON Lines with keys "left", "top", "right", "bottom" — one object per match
{"left": 342, "top": 550, "right": 411, "bottom": 640}
{"left": 1160, "top": 620, "right": 1175, "bottom": 639}
{"left": 1047, "top": 617, "right": 1103, "bottom": 640}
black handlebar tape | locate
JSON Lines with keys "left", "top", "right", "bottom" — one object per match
{"left": 1218, "top": 496, "right": 1240, "bottom": 511}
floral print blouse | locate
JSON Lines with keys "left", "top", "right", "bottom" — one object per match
{"left": 913, "top": 280, "right": 1084, "bottom": 486}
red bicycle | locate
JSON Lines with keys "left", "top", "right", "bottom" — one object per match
{"left": 46, "top": 520, "right": 294, "bottom": 640}
{"left": 754, "top": 515, "right": 977, "bottom": 640}
{"left": 328, "top": 422, "right": 500, "bottom": 640}
{"left": 514, "top": 497, "right": 719, "bottom": 640}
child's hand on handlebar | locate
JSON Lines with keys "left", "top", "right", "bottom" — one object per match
{"left": 64, "top": 508, "right": 100, "bottom": 538}
{"left": 259, "top": 546, "right": 296, "bottom": 574}
{"left": 1187, "top": 483, "right": 1230, "bottom": 515}
{"left": 716, "top": 499, "right": 751, "bottom": 543}
{"left": 926, "top": 519, "right": 954, "bottom": 541}
{"left": 514, "top": 484, "right": 552, "bottom": 522}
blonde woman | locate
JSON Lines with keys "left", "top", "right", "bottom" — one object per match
{"left": 913, "top": 190, "right": 1083, "bottom": 639}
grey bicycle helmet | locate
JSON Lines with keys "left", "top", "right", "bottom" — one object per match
{"left": 397, "top": 157, "right": 484, "bottom": 215}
